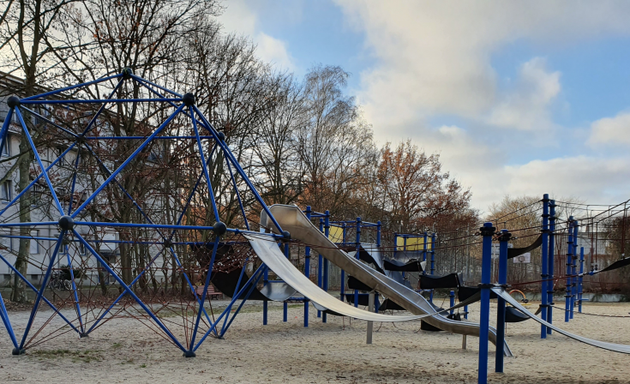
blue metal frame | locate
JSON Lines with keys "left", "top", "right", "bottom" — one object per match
{"left": 354, "top": 217, "right": 361, "bottom": 308}
{"left": 565, "top": 217, "right": 574, "bottom": 322}
{"left": 323, "top": 211, "right": 330, "bottom": 323}
{"left": 478, "top": 222, "right": 495, "bottom": 384}
{"left": 0, "top": 70, "right": 291, "bottom": 356}
{"left": 18, "top": 232, "right": 67, "bottom": 352}
{"left": 572, "top": 218, "right": 578, "bottom": 320}
{"left": 0, "top": 291, "right": 18, "bottom": 350}
{"left": 304, "top": 206, "right": 312, "bottom": 326}
{"left": 577, "top": 247, "right": 584, "bottom": 313}
{"left": 547, "top": 200, "right": 556, "bottom": 333}
{"left": 540, "top": 194, "right": 549, "bottom": 337}
{"left": 495, "top": 229, "right": 509, "bottom": 373}
{"left": 0, "top": 252, "right": 79, "bottom": 333}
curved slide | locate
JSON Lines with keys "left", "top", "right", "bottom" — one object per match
{"left": 259, "top": 204, "right": 512, "bottom": 357}
{"left": 493, "top": 287, "right": 630, "bottom": 354}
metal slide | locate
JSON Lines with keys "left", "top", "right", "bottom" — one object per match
{"left": 259, "top": 204, "right": 512, "bottom": 356}
{"left": 245, "top": 234, "right": 480, "bottom": 322}
{"left": 492, "top": 287, "right": 630, "bottom": 354}
{"left": 245, "top": 234, "right": 427, "bottom": 322}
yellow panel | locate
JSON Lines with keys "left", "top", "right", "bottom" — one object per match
{"left": 327, "top": 225, "right": 344, "bottom": 243}
{"left": 396, "top": 236, "right": 432, "bottom": 251}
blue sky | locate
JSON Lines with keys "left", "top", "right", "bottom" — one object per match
{"left": 220, "top": 0, "right": 630, "bottom": 213}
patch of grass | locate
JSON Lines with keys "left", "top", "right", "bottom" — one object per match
{"left": 31, "top": 349, "right": 103, "bottom": 363}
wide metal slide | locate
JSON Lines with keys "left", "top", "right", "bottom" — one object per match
{"left": 256, "top": 204, "right": 512, "bottom": 356}
{"left": 493, "top": 287, "right": 630, "bottom": 354}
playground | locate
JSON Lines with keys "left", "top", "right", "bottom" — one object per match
{"left": 1, "top": 300, "right": 629, "bottom": 383}
{"left": 1, "top": 71, "right": 630, "bottom": 384}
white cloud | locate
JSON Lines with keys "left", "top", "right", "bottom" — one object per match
{"left": 334, "top": 1, "right": 630, "bottom": 210}
{"left": 220, "top": 0, "right": 296, "bottom": 71}
{"left": 335, "top": 1, "right": 630, "bottom": 131}
{"left": 255, "top": 32, "right": 296, "bottom": 72}
{"left": 220, "top": 0, "right": 257, "bottom": 36}
{"left": 488, "top": 57, "right": 561, "bottom": 131}
{"left": 589, "top": 112, "right": 630, "bottom": 145}
{"left": 397, "top": 124, "right": 508, "bottom": 213}
{"left": 505, "top": 156, "right": 630, "bottom": 204}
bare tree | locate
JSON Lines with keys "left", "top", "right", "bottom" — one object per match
{"left": 296, "top": 65, "right": 378, "bottom": 215}
{"left": 0, "top": 0, "right": 80, "bottom": 301}
{"left": 250, "top": 73, "right": 306, "bottom": 205}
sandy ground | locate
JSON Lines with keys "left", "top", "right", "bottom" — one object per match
{"left": 1, "top": 298, "right": 630, "bottom": 384}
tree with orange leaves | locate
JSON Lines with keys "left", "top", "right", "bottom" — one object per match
{"left": 377, "top": 140, "right": 473, "bottom": 233}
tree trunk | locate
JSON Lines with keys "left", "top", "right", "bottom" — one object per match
{"left": 11, "top": 134, "right": 33, "bottom": 302}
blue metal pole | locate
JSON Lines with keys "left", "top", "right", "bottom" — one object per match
{"left": 578, "top": 247, "right": 584, "bottom": 313}
{"left": 187, "top": 239, "right": 221, "bottom": 356}
{"left": 64, "top": 249, "right": 85, "bottom": 335}
{"left": 219, "top": 261, "right": 251, "bottom": 334}
{"left": 304, "top": 207, "right": 312, "bottom": 327}
{"left": 73, "top": 231, "right": 187, "bottom": 352}
{"left": 449, "top": 290, "right": 455, "bottom": 315}
{"left": 22, "top": 106, "right": 79, "bottom": 138}
{"left": 340, "top": 222, "right": 346, "bottom": 302}
{"left": 430, "top": 233, "right": 436, "bottom": 275}
{"left": 192, "top": 106, "right": 285, "bottom": 235}
{"left": 18, "top": 232, "right": 66, "bottom": 353}
{"left": 131, "top": 74, "right": 184, "bottom": 98}
{"left": 22, "top": 73, "right": 121, "bottom": 101}
{"left": 283, "top": 242, "right": 289, "bottom": 323}
{"left": 548, "top": 200, "right": 556, "bottom": 334}
{"left": 317, "top": 218, "right": 323, "bottom": 318}
{"left": 0, "top": 141, "right": 75, "bottom": 218}
{"left": 223, "top": 156, "right": 250, "bottom": 230}
{"left": 430, "top": 232, "right": 436, "bottom": 303}
{"left": 495, "top": 229, "right": 510, "bottom": 373}
{"left": 0, "top": 291, "right": 18, "bottom": 350}
{"left": 565, "top": 217, "right": 574, "bottom": 323}
{"left": 0, "top": 108, "right": 13, "bottom": 156}
{"left": 14, "top": 109, "right": 65, "bottom": 215}
{"left": 22, "top": 98, "right": 182, "bottom": 105}
{"left": 354, "top": 217, "right": 361, "bottom": 308}
{"left": 571, "top": 220, "right": 579, "bottom": 320}
{"left": 263, "top": 266, "right": 269, "bottom": 325}
{"left": 540, "top": 194, "right": 549, "bottom": 338}
{"left": 217, "top": 265, "right": 267, "bottom": 340}
{"left": 190, "top": 106, "right": 221, "bottom": 223}
{"left": 423, "top": 232, "right": 428, "bottom": 270}
{"left": 478, "top": 222, "right": 495, "bottom": 384}
{"left": 0, "top": 253, "right": 79, "bottom": 334}
{"left": 376, "top": 220, "right": 382, "bottom": 313}
{"left": 323, "top": 211, "right": 330, "bottom": 323}
{"left": 72, "top": 104, "right": 185, "bottom": 218}
{"left": 77, "top": 77, "right": 126, "bottom": 137}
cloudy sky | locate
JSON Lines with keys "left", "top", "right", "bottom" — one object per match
{"left": 219, "top": 0, "right": 630, "bottom": 214}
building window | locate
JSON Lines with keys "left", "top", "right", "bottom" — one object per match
{"left": 30, "top": 230, "right": 39, "bottom": 254}
{"left": 1, "top": 180, "right": 12, "bottom": 202}
{"left": 1, "top": 135, "right": 9, "bottom": 157}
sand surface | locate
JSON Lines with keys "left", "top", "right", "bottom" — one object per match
{"left": 1, "top": 299, "right": 629, "bottom": 383}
